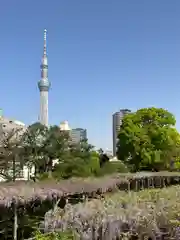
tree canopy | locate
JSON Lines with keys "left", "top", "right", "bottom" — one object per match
{"left": 0, "top": 120, "right": 129, "bottom": 182}
{"left": 117, "top": 107, "right": 180, "bottom": 171}
{"left": 19, "top": 123, "right": 103, "bottom": 179}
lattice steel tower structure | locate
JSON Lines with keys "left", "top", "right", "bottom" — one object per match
{"left": 38, "top": 29, "right": 50, "bottom": 126}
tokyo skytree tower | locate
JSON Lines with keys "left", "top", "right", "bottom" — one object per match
{"left": 38, "top": 29, "right": 51, "bottom": 126}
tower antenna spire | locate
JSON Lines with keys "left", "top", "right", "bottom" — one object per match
{"left": 43, "top": 29, "right": 47, "bottom": 56}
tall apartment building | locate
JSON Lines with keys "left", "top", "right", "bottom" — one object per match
{"left": 70, "top": 128, "right": 87, "bottom": 144}
{"left": 112, "top": 109, "right": 131, "bottom": 156}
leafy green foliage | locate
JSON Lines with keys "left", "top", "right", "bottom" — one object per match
{"left": 117, "top": 107, "right": 180, "bottom": 171}
{"left": 21, "top": 121, "right": 130, "bottom": 180}
{"left": 42, "top": 125, "right": 70, "bottom": 161}
{"left": 20, "top": 123, "right": 102, "bottom": 180}
{"left": 95, "top": 161, "right": 129, "bottom": 176}
{"left": 34, "top": 231, "right": 74, "bottom": 240}
{"left": 21, "top": 122, "right": 49, "bottom": 176}
{"left": 53, "top": 157, "right": 92, "bottom": 179}
{"left": 21, "top": 123, "right": 71, "bottom": 179}
{"left": 53, "top": 141, "right": 100, "bottom": 179}
{"left": 12, "top": 121, "right": 129, "bottom": 181}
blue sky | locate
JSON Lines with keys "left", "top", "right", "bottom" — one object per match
{"left": 0, "top": 1, "right": 180, "bottom": 150}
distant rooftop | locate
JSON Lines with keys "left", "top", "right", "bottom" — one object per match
{"left": 0, "top": 117, "right": 25, "bottom": 126}
{"left": 59, "top": 121, "right": 71, "bottom": 131}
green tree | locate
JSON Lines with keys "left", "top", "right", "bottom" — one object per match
{"left": 43, "top": 126, "right": 70, "bottom": 161}
{"left": 41, "top": 126, "right": 70, "bottom": 177}
{"left": 53, "top": 139, "right": 100, "bottom": 179}
{"left": 21, "top": 122, "right": 48, "bottom": 178}
{"left": 69, "top": 139, "right": 94, "bottom": 160}
{"left": 22, "top": 123, "right": 70, "bottom": 179}
{"left": 117, "top": 107, "right": 180, "bottom": 171}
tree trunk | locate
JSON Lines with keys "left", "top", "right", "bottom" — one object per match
{"left": 13, "top": 204, "right": 17, "bottom": 240}
{"left": 48, "top": 158, "right": 53, "bottom": 178}
{"left": 13, "top": 155, "right": 18, "bottom": 240}
{"left": 12, "top": 155, "right": 16, "bottom": 182}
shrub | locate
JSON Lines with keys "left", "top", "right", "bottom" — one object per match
{"left": 95, "top": 161, "right": 129, "bottom": 176}
{"left": 34, "top": 231, "right": 74, "bottom": 240}
{"left": 52, "top": 155, "right": 100, "bottom": 179}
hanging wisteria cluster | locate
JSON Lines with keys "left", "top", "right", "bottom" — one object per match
{"left": 41, "top": 186, "right": 180, "bottom": 240}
